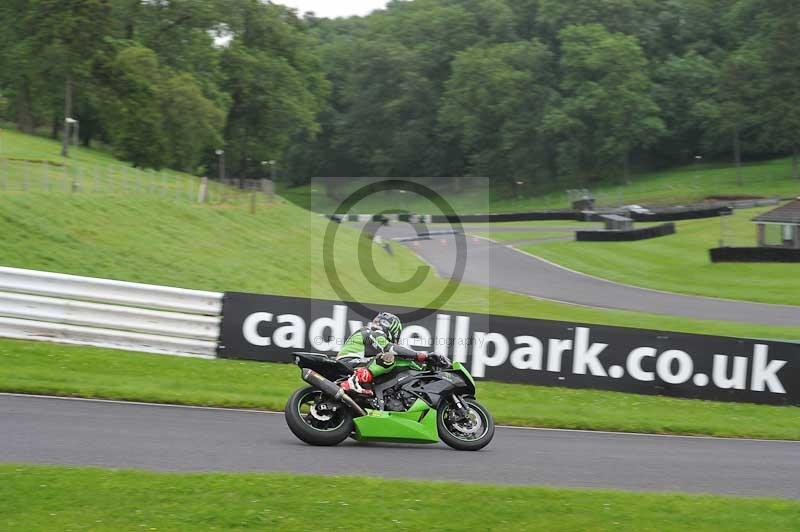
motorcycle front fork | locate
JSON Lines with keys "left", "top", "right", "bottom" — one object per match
{"left": 450, "top": 395, "right": 470, "bottom": 419}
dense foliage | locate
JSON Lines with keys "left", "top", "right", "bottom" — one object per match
{"left": 0, "top": 0, "right": 326, "bottom": 176}
{"left": 0, "top": 0, "right": 797, "bottom": 191}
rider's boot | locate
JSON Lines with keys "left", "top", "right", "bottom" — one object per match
{"left": 340, "top": 367, "right": 374, "bottom": 397}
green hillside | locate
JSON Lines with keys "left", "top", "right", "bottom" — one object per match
{"left": 1, "top": 129, "right": 798, "bottom": 340}
{"left": 280, "top": 156, "right": 800, "bottom": 214}
{"left": 490, "top": 157, "right": 800, "bottom": 212}
{"left": 1, "top": 128, "right": 191, "bottom": 190}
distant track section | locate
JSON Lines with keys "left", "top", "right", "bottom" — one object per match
{"left": 365, "top": 223, "right": 800, "bottom": 327}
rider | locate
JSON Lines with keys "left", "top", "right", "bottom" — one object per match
{"left": 336, "top": 312, "right": 445, "bottom": 396}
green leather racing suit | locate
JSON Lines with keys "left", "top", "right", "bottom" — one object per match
{"left": 336, "top": 325, "right": 422, "bottom": 378}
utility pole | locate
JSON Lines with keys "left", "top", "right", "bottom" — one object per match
{"left": 694, "top": 154, "right": 703, "bottom": 189}
{"left": 61, "top": 78, "right": 73, "bottom": 157}
{"left": 260, "top": 160, "right": 276, "bottom": 201}
{"left": 215, "top": 149, "right": 225, "bottom": 181}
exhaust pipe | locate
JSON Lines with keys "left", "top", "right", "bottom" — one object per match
{"left": 302, "top": 369, "right": 367, "bottom": 417}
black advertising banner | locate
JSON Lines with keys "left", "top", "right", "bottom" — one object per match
{"left": 218, "top": 292, "right": 800, "bottom": 405}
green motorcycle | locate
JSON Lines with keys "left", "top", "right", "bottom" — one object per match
{"left": 285, "top": 352, "right": 495, "bottom": 451}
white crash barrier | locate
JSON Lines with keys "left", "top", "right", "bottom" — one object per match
{"left": 0, "top": 317, "right": 216, "bottom": 358}
{"left": 0, "top": 266, "right": 222, "bottom": 357}
{"left": 0, "top": 266, "right": 222, "bottom": 314}
{"left": 0, "top": 292, "right": 220, "bottom": 340}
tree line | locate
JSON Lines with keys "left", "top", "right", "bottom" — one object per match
{"left": 0, "top": 0, "right": 325, "bottom": 178}
{"left": 1, "top": 0, "right": 798, "bottom": 194}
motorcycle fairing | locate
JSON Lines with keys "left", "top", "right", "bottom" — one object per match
{"left": 352, "top": 399, "right": 439, "bottom": 443}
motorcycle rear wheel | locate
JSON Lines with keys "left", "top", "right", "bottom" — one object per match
{"left": 284, "top": 386, "right": 354, "bottom": 446}
{"left": 437, "top": 397, "right": 494, "bottom": 451}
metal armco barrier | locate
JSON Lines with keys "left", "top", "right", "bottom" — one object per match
{"left": 218, "top": 292, "right": 800, "bottom": 406}
{"left": 0, "top": 267, "right": 222, "bottom": 357}
{"left": 0, "top": 266, "right": 221, "bottom": 314}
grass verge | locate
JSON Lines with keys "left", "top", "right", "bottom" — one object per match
{"left": 2, "top": 339, "right": 799, "bottom": 440}
{"left": 2, "top": 465, "right": 799, "bottom": 531}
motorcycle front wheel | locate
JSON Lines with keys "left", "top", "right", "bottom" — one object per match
{"left": 284, "top": 386, "right": 353, "bottom": 446}
{"left": 437, "top": 397, "right": 495, "bottom": 451}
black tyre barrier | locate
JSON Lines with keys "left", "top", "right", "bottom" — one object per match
{"left": 630, "top": 206, "right": 732, "bottom": 222}
{"left": 328, "top": 214, "right": 389, "bottom": 223}
{"left": 430, "top": 211, "right": 581, "bottom": 223}
{"left": 710, "top": 247, "right": 800, "bottom": 263}
{"left": 338, "top": 205, "right": 730, "bottom": 226}
{"left": 577, "top": 223, "right": 676, "bottom": 242}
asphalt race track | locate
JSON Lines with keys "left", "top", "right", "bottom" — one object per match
{"left": 3, "top": 395, "right": 799, "bottom": 499}
{"left": 364, "top": 223, "right": 800, "bottom": 327}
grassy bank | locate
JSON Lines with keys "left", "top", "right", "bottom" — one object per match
{"left": 2, "top": 465, "right": 798, "bottom": 531}
{"left": 2, "top": 132, "right": 799, "bottom": 338}
{"left": 2, "top": 339, "right": 799, "bottom": 440}
{"left": 519, "top": 206, "right": 799, "bottom": 305}
{"left": 280, "top": 156, "right": 800, "bottom": 214}
{"left": 6, "top": 192, "right": 800, "bottom": 341}
{"left": 489, "top": 156, "right": 800, "bottom": 212}
{"left": 0, "top": 127, "right": 251, "bottom": 204}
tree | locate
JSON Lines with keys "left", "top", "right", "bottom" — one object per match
{"left": 554, "top": 24, "right": 664, "bottom": 184}
{"left": 536, "top": 0, "right": 658, "bottom": 50}
{"left": 100, "top": 45, "right": 226, "bottom": 171}
{"left": 744, "top": 0, "right": 800, "bottom": 178}
{"left": 4, "top": 0, "right": 799, "bottom": 192}
{"left": 293, "top": 0, "right": 525, "bottom": 182}
{"left": 24, "top": 0, "right": 113, "bottom": 156}
{"left": 652, "top": 52, "right": 720, "bottom": 164}
{"left": 328, "top": 39, "right": 436, "bottom": 177}
{"left": 103, "top": 46, "right": 167, "bottom": 168}
{"left": 220, "top": 1, "right": 327, "bottom": 178}
{"left": 0, "top": 0, "right": 40, "bottom": 133}
{"left": 696, "top": 47, "right": 764, "bottom": 184}
{"left": 439, "top": 40, "right": 558, "bottom": 190}
{"left": 648, "top": 0, "right": 736, "bottom": 59}
{"left": 160, "top": 73, "right": 225, "bottom": 172}
{"left": 111, "top": 0, "right": 223, "bottom": 99}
